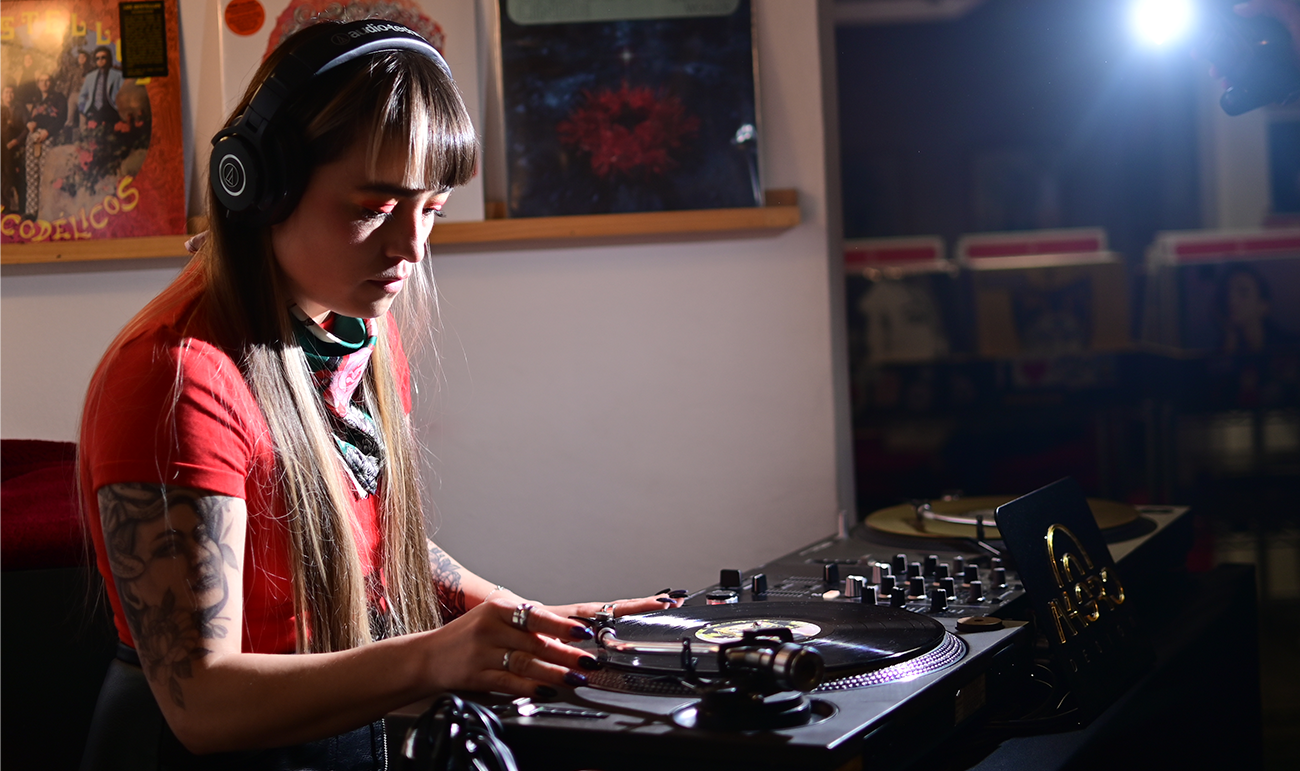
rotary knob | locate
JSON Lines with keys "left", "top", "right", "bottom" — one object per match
{"left": 964, "top": 564, "right": 980, "bottom": 583}
{"left": 929, "top": 588, "right": 948, "bottom": 612}
{"left": 719, "top": 569, "right": 743, "bottom": 589}
{"left": 908, "top": 562, "right": 922, "bottom": 579}
{"left": 890, "top": 587, "right": 908, "bottom": 607}
{"left": 823, "top": 563, "right": 841, "bottom": 587}
{"left": 924, "top": 555, "right": 938, "bottom": 576}
{"left": 844, "top": 575, "right": 865, "bottom": 598}
{"left": 992, "top": 567, "right": 1007, "bottom": 589}
{"left": 935, "top": 563, "right": 950, "bottom": 580}
{"left": 751, "top": 573, "right": 768, "bottom": 597}
{"left": 873, "top": 562, "right": 892, "bottom": 583}
{"left": 939, "top": 577, "right": 956, "bottom": 598}
{"left": 953, "top": 556, "right": 966, "bottom": 576}
{"left": 880, "top": 575, "right": 896, "bottom": 594}
{"left": 862, "top": 585, "right": 878, "bottom": 605}
{"left": 968, "top": 580, "right": 984, "bottom": 603}
{"left": 908, "top": 576, "right": 926, "bottom": 599}
{"left": 892, "top": 553, "right": 908, "bottom": 576}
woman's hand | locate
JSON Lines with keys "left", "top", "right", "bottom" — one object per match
{"left": 417, "top": 597, "right": 603, "bottom": 699}
{"left": 541, "top": 592, "right": 686, "bottom": 621}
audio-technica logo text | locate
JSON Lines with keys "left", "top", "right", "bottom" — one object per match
{"left": 219, "top": 154, "right": 246, "bottom": 197}
{"left": 333, "top": 22, "right": 411, "bottom": 45}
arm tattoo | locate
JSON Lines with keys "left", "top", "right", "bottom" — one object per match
{"left": 426, "top": 540, "right": 467, "bottom": 620}
{"left": 98, "top": 484, "right": 240, "bottom": 709}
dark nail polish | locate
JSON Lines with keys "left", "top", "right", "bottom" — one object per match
{"left": 534, "top": 684, "right": 558, "bottom": 700}
{"left": 578, "top": 656, "right": 602, "bottom": 671}
{"left": 563, "top": 671, "right": 588, "bottom": 687}
{"left": 654, "top": 587, "right": 672, "bottom": 595}
{"left": 669, "top": 590, "right": 689, "bottom": 599}
{"left": 655, "top": 597, "right": 674, "bottom": 603}
{"left": 569, "top": 625, "right": 594, "bottom": 640}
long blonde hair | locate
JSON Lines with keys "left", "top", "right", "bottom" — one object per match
{"left": 92, "top": 23, "right": 478, "bottom": 653}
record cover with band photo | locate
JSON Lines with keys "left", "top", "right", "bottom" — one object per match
{"left": 216, "top": 0, "right": 485, "bottom": 222}
{"left": 1, "top": 0, "right": 186, "bottom": 243}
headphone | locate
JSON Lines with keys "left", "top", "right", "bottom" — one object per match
{"left": 209, "top": 20, "right": 451, "bottom": 225}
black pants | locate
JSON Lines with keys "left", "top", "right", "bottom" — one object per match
{"left": 80, "top": 646, "right": 387, "bottom": 771}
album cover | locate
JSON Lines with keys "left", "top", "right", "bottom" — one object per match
{"left": 216, "top": 0, "right": 485, "bottom": 221}
{"left": 1140, "top": 229, "right": 1300, "bottom": 353}
{"left": 1, "top": 0, "right": 186, "bottom": 243}
{"left": 970, "top": 261, "right": 1131, "bottom": 359}
{"left": 494, "top": 0, "right": 760, "bottom": 218}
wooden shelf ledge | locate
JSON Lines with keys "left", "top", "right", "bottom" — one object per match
{"left": 1, "top": 190, "right": 800, "bottom": 265}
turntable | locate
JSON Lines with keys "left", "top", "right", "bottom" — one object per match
{"left": 390, "top": 494, "right": 1190, "bottom": 771}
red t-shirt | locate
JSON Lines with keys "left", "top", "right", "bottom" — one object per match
{"left": 80, "top": 294, "right": 411, "bottom": 653}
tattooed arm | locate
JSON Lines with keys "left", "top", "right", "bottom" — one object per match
{"left": 426, "top": 539, "right": 520, "bottom": 620}
{"left": 97, "top": 483, "right": 602, "bottom": 754}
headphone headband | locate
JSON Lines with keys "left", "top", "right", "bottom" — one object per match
{"left": 210, "top": 20, "right": 451, "bottom": 223}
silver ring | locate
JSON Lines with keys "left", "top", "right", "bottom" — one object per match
{"left": 511, "top": 602, "right": 534, "bottom": 632}
{"left": 600, "top": 602, "right": 618, "bottom": 616}
{"left": 502, "top": 650, "right": 514, "bottom": 671}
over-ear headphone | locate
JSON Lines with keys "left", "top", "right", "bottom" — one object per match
{"left": 209, "top": 20, "right": 451, "bottom": 225}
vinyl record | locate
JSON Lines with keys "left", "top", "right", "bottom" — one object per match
{"left": 863, "top": 496, "right": 1139, "bottom": 540}
{"left": 599, "top": 601, "right": 946, "bottom": 677}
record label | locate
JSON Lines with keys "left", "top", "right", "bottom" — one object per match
{"left": 695, "top": 619, "right": 822, "bottom": 644}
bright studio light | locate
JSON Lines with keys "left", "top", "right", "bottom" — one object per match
{"left": 1130, "top": 0, "right": 1196, "bottom": 46}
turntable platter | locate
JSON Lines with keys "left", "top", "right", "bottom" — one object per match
{"left": 598, "top": 601, "right": 947, "bottom": 677}
{"left": 864, "top": 496, "right": 1139, "bottom": 540}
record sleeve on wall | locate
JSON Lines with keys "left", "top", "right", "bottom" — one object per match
{"left": 216, "top": 0, "right": 485, "bottom": 222}
{"left": 494, "top": 0, "right": 761, "bottom": 218}
{"left": 1, "top": 0, "right": 186, "bottom": 243}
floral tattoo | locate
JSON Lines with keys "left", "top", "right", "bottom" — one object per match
{"left": 98, "top": 484, "right": 240, "bottom": 708}
{"left": 426, "top": 540, "right": 467, "bottom": 620}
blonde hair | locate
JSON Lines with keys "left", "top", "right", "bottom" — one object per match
{"left": 91, "top": 22, "right": 478, "bottom": 653}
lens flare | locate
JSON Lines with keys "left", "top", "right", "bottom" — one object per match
{"left": 1130, "top": 0, "right": 1196, "bottom": 46}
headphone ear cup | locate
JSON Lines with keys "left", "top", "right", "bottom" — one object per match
{"left": 209, "top": 132, "right": 263, "bottom": 216}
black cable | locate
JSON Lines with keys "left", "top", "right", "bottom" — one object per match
{"left": 400, "top": 694, "right": 518, "bottom": 771}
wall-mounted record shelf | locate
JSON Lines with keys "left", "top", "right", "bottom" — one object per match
{"left": 1, "top": 190, "right": 800, "bottom": 265}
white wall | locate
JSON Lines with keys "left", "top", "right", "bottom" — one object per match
{"left": 1, "top": 0, "right": 845, "bottom": 603}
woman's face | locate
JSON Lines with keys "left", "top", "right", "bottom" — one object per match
{"left": 271, "top": 139, "right": 449, "bottom": 322}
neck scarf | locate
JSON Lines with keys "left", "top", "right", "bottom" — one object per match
{"left": 291, "top": 306, "right": 385, "bottom": 497}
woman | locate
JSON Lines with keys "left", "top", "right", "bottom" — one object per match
{"left": 80, "top": 20, "right": 674, "bottom": 769}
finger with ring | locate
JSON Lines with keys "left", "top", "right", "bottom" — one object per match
{"left": 502, "top": 650, "right": 515, "bottom": 671}
{"left": 511, "top": 602, "right": 534, "bottom": 632}
{"left": 600, "top": 602, "right": 618, "bottom": 617}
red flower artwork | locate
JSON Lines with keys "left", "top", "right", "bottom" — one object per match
{"left": 557, "top": 83, "right": 700, "bottom": 179}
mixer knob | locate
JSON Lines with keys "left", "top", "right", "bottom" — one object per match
{"left": 719, "top": 569, "right": 743, "bottom": 589}
{"left": 844, "top": 575, "right": 865, "bottom": 598}
{"left": 890, "top": 587, "right": 908, "bottom": 607}
{"left": 706, "top": 590, "right": 739, "bottom": 605}
{"left": 880, "top": 575, "right": 896, "bottom": 593}
{"left": 953, "top": 556, "right": 966, "bottom": 576}
{"left": 992, "top": 558, "right": 1004, "bottom": 570}
{"left": 908, "top": 562, "right": 922, "bottom": 579}
{"left": 929, "top": 588, "right": 949, "bottom": 612}
{"left": 892, "top": 553, "right": 908, "bottom": 575}
{"left": 823, "top": 563, "right": 841, "bottom": 587}
{"left": 924, "top": 555, "right": 938, "bottom": 576}
{"left": 935, "top": 563, "right": 950, "bottom": 580}
{"left": 751, "top": 573, "right": 768, "bottom": 597}
{"left": 968, "top": 580, "right": 984, "bottom": 603}
{"left": 872, "top": 562, "right": 892, "bottom": 583}
{"left": 939, "top": 577, "right": 956, "bottom": 598}
{"left": 964, "top": 564, "right": 980, "bottom": 583}
{"left": 992, "top": 567, "right": 1007, "bottom": 589}
{"left": 863, "top": 585, "right": 878, "bottom": 605}
{"left": 908, "top": 576, "right": 926, "bottom": 599}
